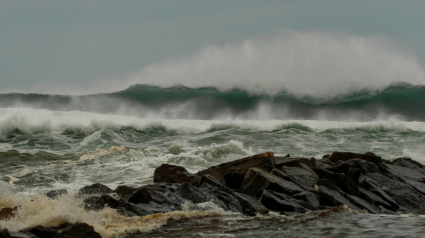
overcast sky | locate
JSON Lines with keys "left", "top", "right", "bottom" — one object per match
{"left": 1, "top": 0, "right": 424, "bottom": 93}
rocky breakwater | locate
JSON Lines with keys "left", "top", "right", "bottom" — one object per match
{"left": 2, "top": 151, "right": 425, "bottom": 237}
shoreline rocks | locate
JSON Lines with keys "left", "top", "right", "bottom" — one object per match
{"left": 5, "top": 151, "right": 425, "bottom": 237}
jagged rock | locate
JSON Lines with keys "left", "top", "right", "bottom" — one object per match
{"left": 275, "top": 157, "right": 316, "bottom": 169}
{"left": 381, "top": 164, "right": 425, "bottom": 183}
{"left": 346, "top": 168, "right": 361, "bottom": 183}
{"left": 175, "top": 183, "right": 208, "bottom": 204}
{"left": 83, "top": 196, "right": 104, "bottom": 211}
{"left": 313, "top": 168, "right": 359, "bottom": 196}
{"left": 241, "top": 168, "right": 304, "bottom": 197}
{"left": 21, "top": 225, "right": 57, "bottom": 238}
{"left": 392, "top": 158, "right": 425, "bottom": 174}
{"left": 324, "top": 162, "right": 350, "bottom": 174}
{"left": 260, "top": 190, "right": 309, "bottom": 213}
{"left": 0, "top": 207, "right": 17, "bottom": 221}
{"left": 272, "top": 166, "right": 318, "bottom": 192}
{"left": 56, "top": 223, "right": 101, "bottom": 238}
{"left": 120, "top": 202, "right": 174, "bottom": 217}
{"left": 358, "top": 187, "right": 394, "bottom": 211}
{"left": 196, "top": 168, "right": 226, "bottom": 185}
{"left": 200, "top": 175, "right": 268, "bottom": 216}
{"left": 115, "top": 185, "right": 138, "bottom": 201}
{"left": 328, "top": 152, "right": 382, "bottom": 164}
{"left": 351, "top": 159, "right": 380, "bottom": 174}
{"left": 154, "top": 164, "right": 201, "bottom": 186}
{"left": 45, "top": 189, "right": 67, "bottom": 199}
{"left": 205, "top": 152, "right": 276, "bottom": 189}
{"left": 199, "top": 183, "right": 243, "bottom": 213}
{"left": 366, "top": 173, "right": 425, "bottom": 214}
{"left": 79, "top": 183, "right": 113, "bottom": 195}
{"left": 128, "top": 185, "right": 183, "bottom": 206}
{"left": 0, "top": 229, "right": 11, "bottom": 238}
{"left": 358, "top": 175, "right": 399, "bottom": 210}
{"left": 315, "top": 184, "right": 359, "bottom": 210}
{"left": 343, "top": 193, "right": 382, "bottom": 214}
{"left": 99, "top": 195, "right": 125, "bottom": 209}
{"left": 293, "top": 191, "right": 320, "bottom": 210}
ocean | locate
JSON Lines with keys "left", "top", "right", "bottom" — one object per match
{"left": 1, "top": 83, "right": 425, "bottom": 237}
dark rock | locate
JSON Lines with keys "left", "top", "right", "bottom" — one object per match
{"left": 83, "top": 196, "right": 104, "bottom": 211}
{"left": 128, "top": 186, "right": 174, "bottom": 205}
{"left": 154, "top": 164, "right": 200, "bottom": 186}
{"left": 272, "top": 166, "right": 318, "bottom": 192}
{"left": 200, "top": 175, "right": 268, "bottom": 216}
{"left": 366, "top": 173, "right": 425, "bottom": 214}
{"left": 175, "top": 183, "right": 207, "bottom": 204}
{"left": 343, "top": 194, "right": 382, "bottom": 214}
{"left": 121, "top": 202, "right": 173, "bottom": 217}
{"left": 260, "top": 190, "right": 309, "bottom": 213}
{"left": 205, "top": 152, "right": 276, "bottom": 189}
{"left": 99, "top": 195, "right": 125, "bottom": 209}
{"left": 315, "top": 185, "right": 359, "bottom": 210}
{"left": 381, "top": 164, "right": 425, "bottom": 183}
{"left": 0, "top": 207, "right": 17, "bottom": 221}
{"left": 45, "top": 189, "right": 67, "bottom": 199}
{"left": 115, "top": 185, "right": 138, "bottom": 201}
{"left": 358, "top": 187, "right": 394, "bottom": 211}
{"left": 9, "top": 232, "right": 36, "bottom": 238}
{"left": 353, "top": 159, "right": 380, "bottom": 174}
{"left": 392, "top": 158, "right": 425, "bottom": 174}
{"left": 21, "top": 225, "right": 56, "bottom": 238}
{"left": 346, "top": 168, "right": 361, "bottom": 183}
{"left": 56, "top": 223, "right": 101, "bottom": 238}
{"left": 241, "top": 168, "right": 304, "bottom": 197}
{"left": 275, "top": 157, "right": 316, "bottom": 169}
{"left": 79, "top": 183, "right": 113, "bottom": 195}
{"left": 324, "top": 162, "right": 350, "bottom": 174}
{"left": 199, "top": 183, "right": 243, "bottom": 213}
{"left": 328, "top": 151, "right": 382, "bottom": 164}
{"left": 313, "top": 168, "right": 359, "bottom": 196}
{"left": 293, "top": 191, "right": 320, "bottom": 210}
{"left": 196, "top": 168, "right": 226, "bottom": 185}
{"left": 0, "top": 229, "right": 11, "bottom": 238}
{"left": 358, "top": 175, "right": 399, "bottom": 210}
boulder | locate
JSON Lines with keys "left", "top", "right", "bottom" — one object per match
{"left": 115, "top": 185, "right": 138, "bottom": 201}
{"left": 275, "top": 157, "right": 316, "bottom": 169}
{"left": 196, "top": 168, "right": 226, "bottom": 185}
{"left": 45, "top": 189, "right": 67, "bottom": 199}
{"left": 21, "top": 225, "right": 57, "bottom": 238}
{"left": 343, "top": 193, "right": 382, "bottom": 214}
{"left": 313, "top": 168, "right": 359, "bottom": 196}
{"left": 260, "top": 190, "right": 309, "bottom": 213}
{"left": 358, "top": 175, "right": 399, "bottom": 210}
{"left": 366, "top": 173, "right": 425, "bottom": 214}
{"left": 175, "top": 183, "right": 208, "bottom": 204}
{"left": 99, "top": 195, "right": 125, "bottom": 209}
{"left": 0, "top": 207, "right": 17, "bottom": 221}
{"left": 240, "top": 168, "right": 304, "bottom": 197}
{"left": 154, "top": 164, "right": 200, "bottom": 186}
{"left": 56, "top": 223, "right": 101, "bottom": 238}
{"left": 79, "top": 183, "right": 113, "bottom": 195}
{"left": 358, "top": 187, "right": 394, "bottom": 211}
{"left": 272, "top": 166, "right": 318, "bottom": 192}
{"left": 293, "top": 191, "right": 320, "bottom": 210}
{"left": 0, "top": 229, "right": 11, "bottom": 238}
{"left": 315, "top": 185, "right": 359, "bottom": 210}
{"left": 392, "top": 158, "right": 425, "bottom": 174}
{"left": 205, "top": 152, "right": 276, "bottom": 189}
{"left": 328, "top": 152, "right": 382, "bottom": 164}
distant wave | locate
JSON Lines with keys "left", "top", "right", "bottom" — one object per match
{"left": 1, "top": 83, "right": 425, "bottom": 121}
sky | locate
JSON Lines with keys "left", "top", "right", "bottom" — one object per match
{"left": 1, "top": 0, "right": 424, "bottom": 93}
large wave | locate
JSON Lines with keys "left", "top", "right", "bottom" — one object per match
{"left": 1, "top": 83, "right": 425, "bottom": 121}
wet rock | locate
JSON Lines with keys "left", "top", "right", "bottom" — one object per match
{"left": 324, "top": 162, "right": 350, "bottom": 174}
{"left": 199, "top": 183, "right": 243, "bottom": 213}
{"left": 0, "top": 228, "right": 11, "bottom": 238}
{"left": 45, "top": 189, "right": 67, "bottom": 199}
{"left": 128, "top": 185, "right": 182, "bottom": 205}
{"left": 200, "top": 175, "right": 268, "bottom": 215}
{"left": 343, "top": 194, "right": 382, "bottom": 214}
{"left": 351, "top": 159, "right": 380, "bottom": 174}
{"left": 176, "top": 183, "right": 208, "bottom": 204}
{"left": 293, "top": 191, "right": 320, "bottom": 210}
{"left": 346, "top": 168, "right": 361, "bottom": 183}
{"left": 366, "top": 173, "right": 425, "bottom": 214}
{"left": 205, "top": 152, "right": 276, "bottom": 189}
{"left": 260, "top": 190, "right": 309, "bottom": 213}
{"left": 358, "top": 187, "right": 394, "bottom": 211}
{"left": 392, "top": 158, "right": 425, "bottom": 174}
{"left": 154, "top": 164, "right": 201, "bottom": 186}
{"left": 56, "top": 223, "right": 101, "bottom": 238}
{"left": 196, "top": 168, "right": 226, "bottom": 185}
{"left": 241, "top": 168, "right": 304, "bottom": 197}
{"left": 381, "top": 164, "right": 425, "bottom": 183}
{"left": 79, "top": 183, "right": 113, "bottom": 195}
{"left": 275, "top": 157, "right": 316, "bottom": 169}
{"left": 121, "top": 202, "right": 174, "bottom": 216}
{"left": 99, "top": 195, "right": 125, "bottom": 209}
{"left": 9, "top": 232, "right": 36, "bottom": 238}
{"left": 21, "top": 225, "right": 57, "bottom": 238}
{"left": 358, "top": 175, "right": 399, "bottom": 210}
{"left": 115, "top": 185, "right": 138, "bottom": 201}
{"left": 272, "top": 166, "right": 318, "bottom": 192}
{"left": 313, "top": 168, "right": 359, "bottom": 196}
{"left": 0, "top": 207, "right": 17, "bottom": 221}
{"left": 315, "top": 185, "right": 359, "bottom": 210}
{"left": 328, "top": 151, "right": 382, "bottom": 164}
{"left": 83, "top": 196, "right": 104, "bottom": 211}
